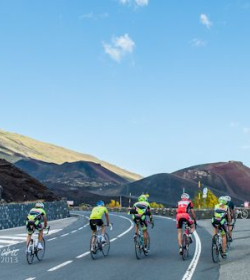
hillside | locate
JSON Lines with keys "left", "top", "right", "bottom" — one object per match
{"left": 15, "top": 158, "right": 128, "bottom": 187}
{"left": 0, "top": 128, "right": 141, "bottom": 181}
{"left": 173, "top": 161, "right": 250, "bottom": 203}
{"left": 0, "top": 159, "right": 58, "bottom": 203}
{"left": 95, "top": 161, "right": 250, "bottom": 207}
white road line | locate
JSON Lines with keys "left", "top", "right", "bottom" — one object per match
{"left": 78, "top": 227, "right": 84, "bottom": 230}
{"left": 47, "top": 237, "right": 57, "bottom": 242}
{"left": 156, "top": 215, "right": 202, "bottom": 280}
{"left": 83, "top": 224, "right": 88, "bottom": 228}
{"left": 0, "top": 236, "right": 26, "bottom": 240}
{"left": 25, "top": 278, "right": 36, "bottom": 280}
{"left": 0, "top": 240, "right": 18, "bottom": 244}
{"left": 76, "top": 252, "right": 90, "bottom": 258}
{"left": 71, "top": 230, "right": 77, "bottom": 233}
{"left": 110, "top": 238, "right": 117, "bottom": 242}
{"left": 61, "top": 233, "right": 69, "bottom": 237}
{"left": 182, "top": 230, "right": 202, "bottom": 280}
{"left": 48, "top": 260, "right": 73, "bottom": 272}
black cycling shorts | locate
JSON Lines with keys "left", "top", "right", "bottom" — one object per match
{"left": 89, "top": 219, "right": 103, "bottom": 231}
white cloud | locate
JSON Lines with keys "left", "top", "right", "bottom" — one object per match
{"left": 241, "top": 145, "right": 250, "bottom": 150}
{"left": 103, "top": 34, "right": 135, "bottom": 62}
{"left": 135, "top": 0, "right": 148, "bottom": 6}
{"left": 119, "top": 0, "right": 148, "bottom": 7}
{"left": 200, "top": 14, "right": 212, "bottom": 29}
{"left": 230, "top": 121, "right": 239, "bottom": 127}
{"left": 243, "top": 127, "right": 250, "bottom": 134}
{"left": 79, "top": 12, "right": 108, "bottom": 20}
{"left": 191, "top": 38, "right": 206, "bottom": 47}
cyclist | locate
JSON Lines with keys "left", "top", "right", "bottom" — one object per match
{"left": 89, "top": 200, "right": 110, "bottom": 252}
{"left": 211, "top": 196, "right": 231, "bottom": 257}
{"left": 129, "top": 194, "right": 154, "bottom": 253}
{"left": 225, "top": 195, "right": 235, "bottom": 242}
{"left": 176, "top": 193, "right": 196, "bottom": 255}
{"left": 26, "top": 202, "right": 47, "bottom": 250}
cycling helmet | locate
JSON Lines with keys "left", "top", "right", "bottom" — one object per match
{"left": 35, "top": 202, "right": 44, "bottom": 208}
{"left": 181, "top": 193, "right": 190, "bottom": 200}
{"left": 96, "top": 200, "right": 105, "bottom": 206}
{"left": 225, "top": 195, "right": 231, "bottom": 202}
{"left": 218, "top": 196, "right": 227, "bottom": 205}
{"left": 138, "top": 195, "right": 148, "bottom": 202}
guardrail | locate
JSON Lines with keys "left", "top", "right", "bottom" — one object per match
{"left": 70, "top": 206, "right": 250, "bottom": 219}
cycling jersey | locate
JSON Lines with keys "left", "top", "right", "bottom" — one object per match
{"left": 90, "top": 206, "right": 108, "bottom": 220}
{"left": 176, "top": 199, "right": 193, "bottom": 214}
{"left": 129, "top": 201, "right": 152, "bottom": 230}
{"left": 26, "top": 207, "right": 46, "bottom": 235}
{"left": 27, "top": 207, "right": 46, "bottom": 221}
{"left": 213, "top": 204, "right": 228, "bottom": 220}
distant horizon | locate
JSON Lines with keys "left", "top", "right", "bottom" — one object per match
{"left": 0, "top": 1, "right": 249, "bottom": 176}
{"left": 1, "top": 127, "right": 249, "bottom": 178}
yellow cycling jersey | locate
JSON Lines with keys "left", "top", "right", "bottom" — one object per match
{"left": 27, "top": 207, "right": 46, "bottom": 221}
{"left": 90, "top": 206, "right": 108, "bottom": 220}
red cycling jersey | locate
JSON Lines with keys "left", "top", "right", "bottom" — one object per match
{"left": 176, "top": 199, "right": 194, "bottom": 214}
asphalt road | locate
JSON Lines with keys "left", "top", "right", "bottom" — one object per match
{"left": 0, "top": 212, "right": 248, "bottom": 280}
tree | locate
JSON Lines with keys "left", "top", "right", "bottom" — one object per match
{"left": 106, "top": 199, "right": 120, "bottom": 208}
{"left": 193, "top": 189, "right": 218, "bottom": 209}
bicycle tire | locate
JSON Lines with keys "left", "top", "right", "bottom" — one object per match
{"left": 226, "top": 232, "right": 231, "bottom": 250}
{"left": 212, "top": 234, "right": 220, "bottom": 263}
{"left": 90, "top": 235, "right": 98, "bottom": 260}
{"left": 102, "top": 233, "right": 110, "bottom": 257}
{"left": 36, "top": 238, "right": 45, "bottom": 261}
{"left": 182, "top": 234, "right": 189, "bottom": 261}
{"left": 242, "top": 209, "right": 248, "bottom": 219}
{"left": 135, "top": 235, "right": 143, "bottom": 260}
{"left": 144, "top": 232, "right": 150, "bottom": 256}
{"left": 26, "top": 239, "right": 35, "bottom": 265}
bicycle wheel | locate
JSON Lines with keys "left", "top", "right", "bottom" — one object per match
{"left": 102, "top": 233, "right": 110, "bottom": 257}
{"left": 212, "top": 235, "right": 220, "bottom": 263}
{"left": 144, "top": 232, "right": 150, "bottom": 256}
{"left": 26, "top": 240, "right": 35, "bottom": 264}
{"left": 135, "top": 235, "right": 143, "bottom": 260}
{"left": 36, "top": 238, "right": 45, "bottom": 261}
{"left": 90, "top": 235, "right": 98, "bottom": 260}
{"left": 242, "top": 210, "right": 248, "bottom": 219}
{"left": 182, "top": 234, "right": 189, "bottom": 261}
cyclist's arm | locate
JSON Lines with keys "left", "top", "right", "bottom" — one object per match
{"left": 43, "top": 215, "right": 48, "bottom": 228}
{"left": 105, "top": 211, "right": 110, "bottom": 226}
{"left": 227, "top": 208, "right": 232, "bottom": 224}
{"left": 190, "top": 209, "right": 196, "bottom": 222}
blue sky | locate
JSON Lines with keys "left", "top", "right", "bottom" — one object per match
{"left": 0, "top": 0, "right": 250, "bottom": 177}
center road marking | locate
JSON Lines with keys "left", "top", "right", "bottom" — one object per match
{"left": 48, "top": 260, "right": 73, "bottom": 272}
{"left": 156, "top": 215, "right": 202, "bottom": 280}
{"left": 45, "top": 214, "right": 133, "bottom": 274}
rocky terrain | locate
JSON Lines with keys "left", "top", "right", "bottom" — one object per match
{"left": 0, "top": 159, "right": 58, "bottom": 203}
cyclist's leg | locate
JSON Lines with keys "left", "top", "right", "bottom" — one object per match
{"left": 26, "top": 220, "right": 34, "bottom": 246}
{"left": 141, "top": 218, "right": 148, "bottom": 246}
{"left": 221, "top": 220, "right": 228, "bottom": 253}
{"left": 176, "top": 214, "right": 184, "bottom": 248}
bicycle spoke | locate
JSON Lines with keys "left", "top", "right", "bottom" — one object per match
{"left": 102, "top": 233, "right": 110, "bottom": 257}
{"left": 26, "top": 240, "right": 35, "bottom": 265}
{"left": 36, "top": 238, "right": 45, "bottom": 261}
{"left": 90, "top": 235, "right": 98, "bottom": 260}
{"left": 212, "top": 235, "right": 220, "bottom": 263}
{"left": 135, "top": 235, "right": 143, "bottom": 260}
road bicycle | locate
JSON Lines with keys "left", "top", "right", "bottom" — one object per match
{"left": 90, "top": 224, "right": 112, "bottom": 260}
{"left": 235, "top": 208, "right": 248, "bottom": 219}
{"left": 181, "top": 221, "right": 195, "bottom": 261}
{"left": 26, "top": 226, "right": 50, "bottom": 264}
{"left": 211, "top": 224, "right": 229, "bottom": 263}
{"left": 134, "top": 220, "right": 153, "bottom": 260}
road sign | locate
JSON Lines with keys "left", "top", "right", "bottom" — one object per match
{"left": 202, "top": 188, "right": 208, "bottom": 198}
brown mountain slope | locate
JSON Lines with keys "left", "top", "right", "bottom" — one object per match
{"left": 15, "top": 158, "right": 128, "bottom": 187}
{"left": 173, "top": 161, "right": 250, "bottom": 203}
{"left": 0, "top": 159, "right": 58, "bottom": 203}
{"left": 0, "top": 128, "right": 142, "bottom": 181}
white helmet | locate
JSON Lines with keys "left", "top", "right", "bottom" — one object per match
{"left": 181, "top": 193, "right": 190, "bottom": 200}
{"left": 35, "top": 202, "right": 44, "bottom": 208}
{"left": 225, "top": 196, "right": 231, "bottom": 202}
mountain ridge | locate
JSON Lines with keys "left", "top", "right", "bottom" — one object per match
{"left": 0, "top": 128, "right": 141, "bottom": 181}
